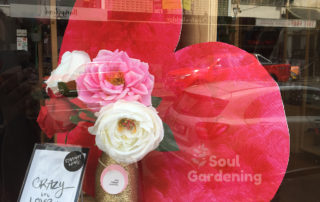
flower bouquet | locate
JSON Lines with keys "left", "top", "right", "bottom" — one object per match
{"left": 39, "top": 49, "right": 180, "bottom": 201}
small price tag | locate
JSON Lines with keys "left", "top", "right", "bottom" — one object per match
{"left": 100, "top": 165, "right": 128, "bottom": 195}
{"left": 18, "top": 144, "right": 89, "bottom": 202}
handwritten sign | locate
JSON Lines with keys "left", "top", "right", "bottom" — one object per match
{"left": 18, "top": 144, "right": 89, "bottom": 202}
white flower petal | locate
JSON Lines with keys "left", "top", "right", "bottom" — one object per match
{"left": 45, "top": 51, "right": 91, "bottom": 93}
{"left": 89, "top": 100, "right": 164, "bottom": 164}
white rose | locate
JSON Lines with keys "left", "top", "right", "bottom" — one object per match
{"left": 45, "top": 51, "right": 91, "bottom": 94}
{"left": 89, "top": 100, "right": 164, "bottom": 164}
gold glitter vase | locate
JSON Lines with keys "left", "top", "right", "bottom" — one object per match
{"left": 95, "top": 153, "right": 139, "bottom": 202}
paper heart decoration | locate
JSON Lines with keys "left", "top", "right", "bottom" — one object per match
{"left": 142, "top": 42, "right": 289, "bottom": 201}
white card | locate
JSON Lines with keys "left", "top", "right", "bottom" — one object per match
{"left": 18, "top": 144, "right": 89, "bottom": 202}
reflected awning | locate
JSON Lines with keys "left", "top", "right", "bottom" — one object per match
{"left": 288, "top": 7, "right": 320, "bottom": 20}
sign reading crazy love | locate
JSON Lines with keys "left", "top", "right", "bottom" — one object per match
{"left": 18, "top": 144, "right": 89, "bottom": 202}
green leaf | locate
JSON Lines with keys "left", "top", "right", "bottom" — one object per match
{"left": 69, "top": 102, "right": 81, "bottom": 110}
{"left": 58, "top": 82, "right": 70, "bottom": 95}
{"left": 156, "top": 122, "right": 179, "bottom": 152}
{"left": 57, "top": 82, "right": 78, "bottom": 97}
{"left": 81, "top": 110, "right": 96, "bottom": 119}
{"left": 68, "top": 100, "right": 95, "bottom": 118}
{"left": 68, "top": 101, "right": 96, "bottom": 123}
{"left": 70, "top": 115, "right": 81, "bottom": 125}
{"left": 152, "top": 96, "right": 162, "bottom": 108}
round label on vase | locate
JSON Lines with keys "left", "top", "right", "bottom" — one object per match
{"left": 100, "top": 164, "right": 128, "bottom": 194}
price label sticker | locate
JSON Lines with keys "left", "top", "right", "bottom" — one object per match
{"left": 100, "top": 165, "right": 128, "bottom": 195}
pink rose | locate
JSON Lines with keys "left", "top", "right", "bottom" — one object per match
{"left": 76, "top": 50, "right": 154, "bottom": 111}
